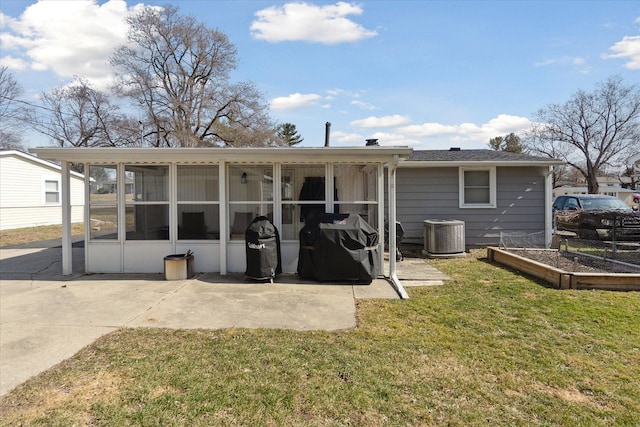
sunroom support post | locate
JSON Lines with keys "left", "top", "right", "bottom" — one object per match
{"left": 377, "top": 163, "right": 385, "bottom": 276}
{"left": 61, "top": 161, "right": 72, "bottom": 275}
{"left": 387, "top": 156, "right": 408, "bottom": 299}
{"left": 219, "top": 162, "right": 227, "bottom": 275}
{"left": 545, "top": 165, "right": 554, "bottom": 248}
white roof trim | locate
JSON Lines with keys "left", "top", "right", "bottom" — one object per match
{"left": 1, "top": 149, "right": 85, "bottom": 178}
{"left": 30, "top": 146, "right": 413, "bottom": 164}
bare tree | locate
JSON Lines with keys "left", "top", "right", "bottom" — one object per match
{"left": 0, "top": 66, "right": 28, "bottom": 150}
{"left": 527, "top": 76, "right": 640, "bottom": 194}
{"left": 31, "top": 76, "right": 133, "bottom": 150}
{"left": 111, "top": 5, "right": 280, "bottom": 147}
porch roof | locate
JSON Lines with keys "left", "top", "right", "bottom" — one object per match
{"left": 29, "top": 146, "right": 413, "bottom": 164}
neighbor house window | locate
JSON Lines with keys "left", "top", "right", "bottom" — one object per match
{"left": 459, "top": 167, "right": 496, "bottom": 208}
{"left": 177, "top": 165, "right": 220, "bottom": 240}
{"left": 44, "top": 179, "right": 60, "bottom": 204}
{"left": 88, "top": 165, "right": 118, "bottom": 240}
{"left": 125, "top": 165, "right": 170, "bottom": 240}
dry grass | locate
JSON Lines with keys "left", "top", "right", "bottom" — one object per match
{"left": 0, "top": 223, "right": 84, "bottom": 247}
{"left": 1, "top": 251, "right": 639, "bottom": 426}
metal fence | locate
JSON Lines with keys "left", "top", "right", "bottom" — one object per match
{"left": 499, "top": 231, "right": 547, "bottom": 249}
{"left": 499, "top": 230, "right": 640, "bottom": 271}
{"left": 560, "top": 237, "right": 640, "bottom": 269}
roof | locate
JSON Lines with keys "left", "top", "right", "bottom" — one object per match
{"left": 403, "top": 149, "right": 564, "bottom": 167}
{"left": 0, "top": 150, "right": 85, "bottom": 179}
{"left": 29, "top": 146, "right": 413, "bottom": 164}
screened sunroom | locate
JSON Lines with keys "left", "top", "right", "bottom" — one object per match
{"left": 30, "top": 147, "right": 411, "bottom": 285}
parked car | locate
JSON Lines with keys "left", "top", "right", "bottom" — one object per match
{"left": 633, "top": 191, "right": 640, "bottom": 204}
{"left": 552, "top": 194, "right": 640, "bottom": 240}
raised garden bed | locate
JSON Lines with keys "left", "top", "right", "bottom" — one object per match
{"left": 487, "top": 246, "right": 640, "bottom": 291}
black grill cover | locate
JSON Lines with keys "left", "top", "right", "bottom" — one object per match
{"left": 245, "top": 216, "right": 282, "bottom": 281}
{"left": 298, "top": 213, "right": 379, "bottom": 284}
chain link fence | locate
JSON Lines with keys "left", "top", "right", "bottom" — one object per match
{"left": 499, "top": 231, "right": 547, "bottom": 249}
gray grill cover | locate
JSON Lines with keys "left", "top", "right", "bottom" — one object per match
{"left": 298, "top": 213, "right": 379, "bottom": 284}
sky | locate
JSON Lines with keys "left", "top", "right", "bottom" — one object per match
{"left": 0, "top": 0, "right": 638, "bottom": 150}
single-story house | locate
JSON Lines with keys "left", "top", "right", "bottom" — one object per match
{"left": 396, "top": 149, "right": 564, "bottom": 248}
{"left": 28, "top": 146, "right": 563, "bottom": 296}
{"left": 29, "top": 146, "right": 413, "bottom": 296}
{"left": 0, "top": 150, "right": 85, "bottom": 230}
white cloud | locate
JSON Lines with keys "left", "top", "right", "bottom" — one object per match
{"left": 314, "top": 114, "right": 533, "bottom": 150}
{"left": 399, "top": 114, "right": 532, "bottom": 144}
{"left": 250, "top": 2, "right": 377, "bottom": 44}
{"left": 0, "top": 55, "right": 28, "bottom": 70}
{"left": 0, "top": 0, "right": 132, "bottom": 87}
{"left": 351, "top": 114, "right": 411, "bottom": 128}
{"left": 270, "top": 92, "right": 323, "bottom": 110}
{"left": 603, "top": 35, "right": 640, "bottom": 70}
{"left": 331, "top": 130, "right": 363, "bottom": 145}
{"left": 534, "top": 56, "right": 591, "bottom": 73}
{"left": 326, "top": 88, "right": 345, "bottom": 98}
{"left": 350, "top": 100, "right": 376, "bottom": 110}
{"left": 329, "top": 129, "right": 420, "bottom": 147}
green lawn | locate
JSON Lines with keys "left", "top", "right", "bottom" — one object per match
{"left": 1, "top": 253, "right": 639, "bottom": 426}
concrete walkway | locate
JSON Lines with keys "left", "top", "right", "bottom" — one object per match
{"left": 0, "top": 241, "right": 450, "bottom": 397}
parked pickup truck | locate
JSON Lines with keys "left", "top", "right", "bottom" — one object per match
{"left": 552, "top": 194, "right": 640, "bottom": 240}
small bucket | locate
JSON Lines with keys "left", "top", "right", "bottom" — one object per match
{"left": 164, "top": 253, "right": 194, "bottom": 280}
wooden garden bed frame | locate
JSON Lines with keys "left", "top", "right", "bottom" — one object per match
{"left": 487, "top": 247, "right": 640, "bottom": 291}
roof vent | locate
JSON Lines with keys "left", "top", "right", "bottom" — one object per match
{"left": 449, "top": 147, "right": 461, "bottom": 151}
{"left": 365, "top": 139, "right": 379, "bottom": 146}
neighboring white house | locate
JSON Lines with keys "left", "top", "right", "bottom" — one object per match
{"left": 552, "top": 152, "right": 640, "bottom": 206}
{"left": 553, "top": 176, "right": 636, "bottom": 206}
{"left": 0, "top": 150, "right": 85, "bottom": 231}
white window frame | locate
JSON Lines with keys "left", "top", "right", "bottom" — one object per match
{"left": 43, "top": 177, "right": 60, "bottom": 205}
{"left": 458, "top": 167, "right": 496, "bottom": 208}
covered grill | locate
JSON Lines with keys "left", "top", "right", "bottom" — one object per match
{"left": 298, "top": 213, "right": 379, "bottom": 284}
{"left": 245, "top": 216, "right": 282, "bottom": 282}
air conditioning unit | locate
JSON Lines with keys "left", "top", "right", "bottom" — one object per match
{"left": 422, "top": 219, "right": 466, "bottom": 258}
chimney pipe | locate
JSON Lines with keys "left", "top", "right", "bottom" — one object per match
{"left": 324, "top": 122, "right": 331, "bottom": 147}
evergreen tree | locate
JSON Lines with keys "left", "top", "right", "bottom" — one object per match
{"left": 278, "top": 123, "right": 304, "bottom": 146}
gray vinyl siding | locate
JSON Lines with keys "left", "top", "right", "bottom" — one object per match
{"left": 395, "top": 166, "right": 547, "bottom": 247}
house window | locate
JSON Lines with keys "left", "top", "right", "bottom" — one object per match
{"left": 177, "top": 165, "right": 220, "bottom": 240}
{"left": 459, "top": 167, "right": 496, "bottom": 208}
{"left": 334, "top": 163, "right": 378, "bottom": 227}
{"left": 44, "top": 179, "right": 59, "bottom": 204}
{"left": 280, "top": 164, "right": 325, "bottom": 240}
{"left": 228, "top": 164, "right": 273, "bottom": 240}
{"left": 125, "top": 165, "right": 170, "bottom": 240}
{"left": 88, "top": 165, "right": 118, "bottom": 240}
